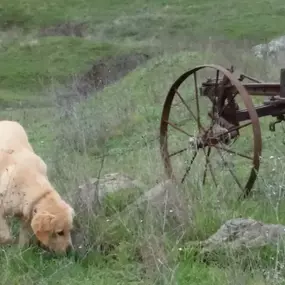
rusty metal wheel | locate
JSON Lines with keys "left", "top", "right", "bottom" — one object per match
{"left": 160, "top": 64, "right": 262, "bottom": 199}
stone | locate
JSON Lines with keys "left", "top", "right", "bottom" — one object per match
{"left": 117, "top": 179, "right": 192, "bottom": 233}
{"left": 74, "top": 172, "right": 146, "bottom": 214}
{"left": 71, "top": 173, "right": 146, "bottom": 252}
{"left": 199, "top": 218, "right": 285, "bottom": 253}
{"left": 252, "top": 35, "right": 285, "bottom": 59}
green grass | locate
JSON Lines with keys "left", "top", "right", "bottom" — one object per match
{"left": 1, "top": 0, "right": 285, "bottom": 283}
{"left": 1, "top": 0, "right": 284, "bottom": 105}
{"left": 0, "top": 37, "right": 132, "bottom": 91}
{"left": 1, "top": 0, "right": 285, "bottom": 42}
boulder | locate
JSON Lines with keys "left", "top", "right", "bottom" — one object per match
{"left": 126, "top": 179, "right": 191, "bottom": 227}
{"left": 252, "top": 35, "right": 285, "bottom": 60}
{"left": 73, "top": 172, "right": 146, "bottom": 215}
{"left": 71, "top": 173, "right": 146, "bottom": 253}
{"left": 199, "top": 218, "right": 285, "bottom": 253}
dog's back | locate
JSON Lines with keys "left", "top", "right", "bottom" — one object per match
{"left": 0, "top": 120, "right": 33, "bottom": 153}
{"left": 0, "top": 120, "right": 49, "bottom": 215}
{"left": 0, "top": 120, "right": 48, "bottom": 180}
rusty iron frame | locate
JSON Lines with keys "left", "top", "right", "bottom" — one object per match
{"left": 200, "top": 68, "right": 285, "bottom": 133}
{"left": 201, "top": 82, "right": 285, "bottom": 121}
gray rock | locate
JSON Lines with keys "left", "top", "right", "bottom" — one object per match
{"left": 199, "top": 218, "right": 285, "bottom": 253}
{"left": 74, "top": 172, "right": 146, "bottom": 214}
{"left": 116, "top": 179, "right": 192, "bottom": 233}
{"left": 71, "top": 173, "right": 146, "bottom": 252}
{"left": 252, "top": 35, "right": 285, "bottom": 59}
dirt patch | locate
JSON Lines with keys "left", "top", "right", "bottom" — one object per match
{"left": 38, "top": 21, "right": 88, "bottom": 37}
{"left": 52, "top": 52, "right": 152, "bottom": 108}
{"left": 72, "top": 52, "right": 151, "bottom": 97}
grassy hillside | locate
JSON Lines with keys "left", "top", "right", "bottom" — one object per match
{"left": 1, "top": 0, "right": 285, "bottom": 284}
{"left": 1, "top": 0, "right": 285, "bottom": 41}
{"left": 0, "top": 0, "right": 284, "bottom": 106}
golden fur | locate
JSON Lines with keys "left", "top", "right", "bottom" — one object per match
{"left": 0, "top": 120, "right": 75, "bottom": 253}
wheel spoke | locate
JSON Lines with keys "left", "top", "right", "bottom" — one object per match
{"left": 172, "top": 97, "right": 196, "bottom": 107}
{"left": 211, "top": 70, "right": 220, "bottom": 121}
{"left": 169, "top": 148, "right": 187, "bottom": 157}
{"left": 165, "top": 120, "right": 192, "bottom": 137}
{"left": 194, "top": 72, "right": 202, "bottom": 131}
{"left": 214, "top": 145, "right": 252, "bottom": 160}
{"left": 214, "top": 70, "right": 219, "bottom": 98}
{"left": 181, "top": 151, "right": 197, "bottom": 183}
{"left": 205, "top": 117, "right": 252, "bottom": 140}
{"left": 216, "top": 121, "right": 252, "bottom": 138}
{"left": 175, "top": 90, "right": 206, "bottom": 132}
{"left": 218, "top": 92, "right": 238, "bottom": 116}
{"left": 213, "top": 146, "right": 244, "bottom": 191}
{"left": 215, "top": 70, "right": 220, "bottom": 85}
{"left": 202, "top": 147, "right": 217, "bottom": 186}
{"left": 176, "top": 118, "right": 194, "bottom": 127}
{"left": 228, "top": 121, "right": 252, "bottom": 132}
{"left": 202, "top": 147, "right": 209, "bottom": 184}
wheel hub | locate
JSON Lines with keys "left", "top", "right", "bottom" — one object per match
{"left": 188, "top": 123, "right": 236, "bottom": 149}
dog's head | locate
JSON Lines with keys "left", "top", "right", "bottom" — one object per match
{"left": 31, "top": 200, "right": 75, "bottom": 254}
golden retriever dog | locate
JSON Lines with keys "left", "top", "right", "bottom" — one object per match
{"left": 0, "top": 120, "right": 75, "bottom": 254}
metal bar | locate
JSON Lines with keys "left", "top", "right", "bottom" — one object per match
{"left": 244, "top": 83, "right": 280, "bottom": 96}
{"left": 227, "top": 104, "right": 285, "bottom": 122}
{"left": 201, "top": 82, "right": 281, "bottom": 97}
{"left": 239, "top": 74, "right": 262, "bottom": 83}
{"left": 202, "top": 82, "right": 280, "bottom": 88}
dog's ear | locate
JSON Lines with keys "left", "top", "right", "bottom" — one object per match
{"left": 69, "top": 206, "right": 75, "bottom": 219}
{"left": 31, "top": 211, "right": 56, "bottom": 245}
{"left": 60, "top": 200, "right": 75, "bottom": 221}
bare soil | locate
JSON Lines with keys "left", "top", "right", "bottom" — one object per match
{"left": 72, "top": 52, "right": 151, "bottom": 97}
{"left": 38, "top": 21, "right": 88, "bottom": 37}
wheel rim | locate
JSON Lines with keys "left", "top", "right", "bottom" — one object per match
{"left": 160, "top": 64, "right": 262, "bottom": 199}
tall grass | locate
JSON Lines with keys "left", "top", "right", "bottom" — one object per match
{"left": 1, "top": 41, "right": 285, "bottom": 283}
{"left": 1, "top": 0, "right": 285, "bottom": 283}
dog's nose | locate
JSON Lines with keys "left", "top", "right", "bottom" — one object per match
{"left": 66, "top": 244, "right": 73, "bottom": 253}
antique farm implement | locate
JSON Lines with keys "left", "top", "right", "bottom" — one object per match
{"left": 160, "top": 64, "right": 285, "bottom": 199}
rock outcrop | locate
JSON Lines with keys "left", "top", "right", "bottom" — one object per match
{"left": 199, "top": 218, "right": 285, "bottom": 253}
{"left": 252, "top": 35, "right": 285, "bottom": 60}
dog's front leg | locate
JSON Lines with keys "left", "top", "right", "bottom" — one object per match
{"left": 18, "top": 223, "right": 32, "bottom": 247}
{"left": 0, "top": 215, "right": 13, "bottom": 244}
